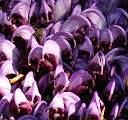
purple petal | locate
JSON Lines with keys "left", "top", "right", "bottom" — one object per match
{"left": 0, "top": 11, "right": 12, "bottom": 25}
{"left": 11, "top": 25, "right": 35, "bottom": 41}
{"left": 77, "top": 103, "right": 86, "bottom": 119}
{"left": 0, "top": 60, "right": 19, "bottom": 76}
{"left": 105, "top": 48, "right": 125, "bottom": 62}
{"left": 28, "top": 45, "right": 43, "bottom": 70}
{"left": 10, "top": 88, "right": 32, "bottom": 115}
{"left": 25, "top": 81, "right": 41, "bottom": 105}
{"left": 109, "top": 25, "right": 127, "bottom": 45}
{"left": 86, "top": 91, "right": 104, "bottom": 119}
{"left": 38, "top": 73, "right": 50, "bottom": 96}
{"left": 96, "top": 0, "right": 121, "bottom": 14}
{"left": 85, "top": 101, "right": 99, "bottom": 120}
{"left": 54, "top": 0, "right": 72, "bottom": 21}
{"left": 10, "top": 2, "right": 30, "bottom": 21}
{"left": 81, "top": 8, "right": 107, "bottom": 29}
{"left": 28, "top": 2, "right": 37, "bottom": 21}
{"left": 118, "top": 97, "right": 128, "bottom": 117}
{"left": 54, "top": 64, "right": 64, "bottom": 78}
{"left": 87, "top": 24, "right": 100, "bottom": 44}
{"left": 33, "top": 101, "right": 47, "bottom": 117}
{"left": 0, "top": 75, "right": 11, "bottom": 96}
{"left": 51, "top": 31, "right": 74, "bottom": 40}
{"left": 67, "top": 103, "right": 76, "bottom": 118}
{"left": 0, "top": 99, "right": 10, "bottom": 119}
{"left": 50, "top": 21, "right": 63, "bottom": 34}
{"left": 72, "top": 4, "right": 82, "bottom": 15}
{"left": 99, "top": 28, "right": 113, "bottom": 49}
{"left": 69, "top": 70, "right": 92, "bottom": 93}
{"left": 110, "top": 103, "right": 119, "bottom": 120}
{"left": 47, "top": 0, "right": 55, "bottom": 8}
{"left": 48, "top": 93, "right": 64, "bottom": 110}
{"left": 104, "top": 80, "right": 116, "bottom": 101}
{"left": 108, "top": 8, "right": 128, "bottom": 29}
{"left": 79, "top": 36, "right": 94, "bottom": 59}
{"left": 0, "top": 39, "right": 20, "bottom": 63}
{"left": 53, "top": 72, "right": 69, "bottom": 95}
{"left": 61, "top": 15, "right": 91, "bottom": 33}
{"left": 27, "top": 36, "right": 39, "bottom": 50}
{"left": 53, "top": 37, "right": 72, "bottom": 56}
{"left": 22, "top": 71, "right": 35, "bottom": 92}
{"left": 2, "top": 93, "right": 13, "bottom": 102}
{"left": 40, "top": 0, "right": 52, "bottom": 22}
{"left": 111, "top": 55, "right": 128, "bottom": 73}
{"left": 42, "top": 40, "right": 62, "bottom": 67}
{"left": 60, "top": 92, "right": 81, "bottom": 112}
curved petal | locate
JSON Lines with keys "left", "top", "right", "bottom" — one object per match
{"left": 51, "top": 31, "right": 74, "bottom": 41}
{"left": 99, "top": 28, "right": 113, "bottom": 49}
{"left": 109, "top": 25, "right": 127, "bottom": 46}
{"left": 79, "top": 36, "right": 94, "bottom": 59}
{"left": 33, "top": 101, "right": 47, "bottom": 117}
{"left": 48, "top": 93, "right": 64, "bottom": 110}
{"left": 0, "top": 75, "right": 11, "bottom": 96}
{"left": 87, "top": 24, "right": 100, "bottom": 43}
{"left": 10, "top": 2, "right": 30, "bottom": 21}
{"left": 108, "top": 8, "right": 128, "bottom": 29}
{"left": 53, "top": 72, "right": 69, "bottom": 95}
{"left": 81, "top": 8, "right": 107, "bottom": 29}
{"left": 54, "top": 64, "right": 64, "bottom": 78}
{"left": 71, "top": 4, "right": 81, "bottom": 15}
{"left": 86, "top": 91, "right": 104, "bottom": 119}
{"left": 61, "top": 15, "right": 91, "bottom": 33}
{"left": 2, "top": 93, "right": 13, "bottom": 102}
{"left": 28, "top": 45, "right": 43, "bottom": 66}
{"left": 51, "top": 31, "right": 76, "bottom": 48}
{"left": 67, "top": 103, "right": 76, "bottom": 118}
{"left": 17, "top": 0, "right": 32, "bottom": 5}
{"left": 0, "top": 39, "right": 20, "bottom": 63}
{"left": 22, "top": 71, "right": 35, "bottom": 92}
{"left": 105, "top": 48, "right": 125, "bottom": 62}
{"left": 60, "top": 92, "right": 81, "bottom": 112}
{"left": 54, "top": 0, "right": 72, "bottom": 21}
{"left": 25, "top": 81, "right": 41, "bottom": 105}
{"left": 0, "top": 11, "right": 12, "bottom": 25}
{"left": 10, "top": 88, "right": 32, "bottom": 115}
{"left": 77, "top": 103, "right": 86, "bottom": 119}
{"left": 29, "top": 2, "right": 37, "bottom": 21}
{"left": 69, "top": 70, "right": 92, "bottom": 94}
{"left": 11, "top": 25, "right": 35, "bottom": 41}
{"left": 0, "top": 60, "right": 19, "bottom": 76}
{"left": 118, "top": 97, "right": 128, "bottom": 118}
{"left": 53, "top": 37, "right": 72, "bottom": 57}
{"left": 42, "top": 40, "right": 62, "bottom": 67}
{"left": 110, "top": 55, "right": 128, "bottom": 73}
{"left": 50, "top": 21, "right": 63, "bottom": 34}
{"left": 27, "top": 36, "right": 39, "bottom": 50}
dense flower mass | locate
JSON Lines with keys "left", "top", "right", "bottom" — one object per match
{"left": 0, "top": 0, "right": 128, "bottom": 120}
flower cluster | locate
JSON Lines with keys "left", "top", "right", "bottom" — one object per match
{"left": 0, "top": 0, "right": 128, "bottom": 120}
